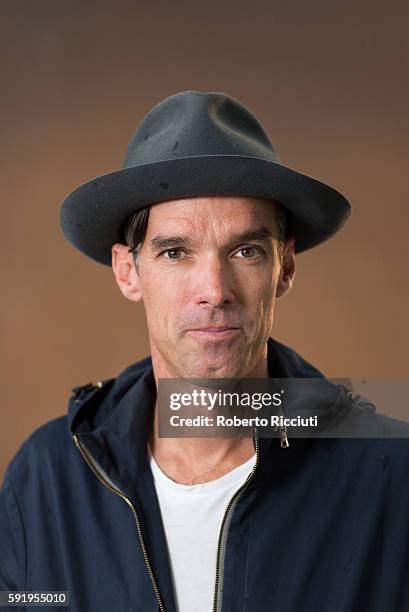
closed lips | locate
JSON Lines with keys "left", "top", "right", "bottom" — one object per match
{"left": 192, "top": 327, "right": 239, "bottom": 331}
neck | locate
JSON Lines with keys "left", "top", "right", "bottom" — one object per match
{"left": 148, "top": 353, "right": 268, "bottom": 485}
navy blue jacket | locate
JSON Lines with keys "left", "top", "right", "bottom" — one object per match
{"left": 1, "top": 338, "right": 409, "bottom": 611}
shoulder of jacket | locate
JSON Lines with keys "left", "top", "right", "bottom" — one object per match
{"left": 6, "top": 416, "right": 69, "bottom": 482}
{"left": 69, "top": 356, "right": 152, "bottom": 403}
{"left": 346, "top": 391, "right": 409, "bottom": 437}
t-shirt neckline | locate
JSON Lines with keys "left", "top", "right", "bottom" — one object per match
{"left": 148, "top": 446, "right": 257, "bottom": 495}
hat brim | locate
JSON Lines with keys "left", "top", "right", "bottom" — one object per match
{"left": 60, "top": 155, "right": 351, "bottom": 265}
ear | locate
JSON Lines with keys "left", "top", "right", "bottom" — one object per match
{"left": 111, "top": 243, "right": 143, "bottom": 302}
{"left": 275, "top": 237, "right": 296, "bottom": 298}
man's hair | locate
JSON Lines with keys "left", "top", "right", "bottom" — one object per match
{"left": 123, "top": 199, "right": 287, "bottom": 273}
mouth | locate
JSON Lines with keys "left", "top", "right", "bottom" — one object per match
{"left": 187, "top": 327, "right": 241, "bottom": 340}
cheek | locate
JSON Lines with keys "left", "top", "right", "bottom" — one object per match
{"left": 251, "top": 282, "right": 277, "bottom": 331}
{"left": 143, "top": 265, "right": 196, "bottom": 302}
{"left": 140, "top": 271, "right": 184, "bottom": 324}
{"left": 245, "top": 269, "right": 276, "bottom": 304}
{"left": 142, "top": 267, "right": 176, "bottom": 297}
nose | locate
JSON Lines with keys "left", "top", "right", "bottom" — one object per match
{"left": 193, "top": 256, "right": 236, "bottom": 307}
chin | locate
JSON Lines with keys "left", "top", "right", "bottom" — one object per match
{"left": 183, "top": 361, "right": 241, "bottom": 379}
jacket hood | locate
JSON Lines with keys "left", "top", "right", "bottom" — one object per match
{"left": 66, "top": 337, "right": 360, "bottom": 494}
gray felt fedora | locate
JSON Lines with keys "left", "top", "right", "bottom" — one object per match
{"left": 60, "top": 90, "right": 351, "bottom": 265}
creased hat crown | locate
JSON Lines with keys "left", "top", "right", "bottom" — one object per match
{"left": 123, "top": 91, "right": 281, "bottom": 168}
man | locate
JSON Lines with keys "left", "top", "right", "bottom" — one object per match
{"left": 1, "top": 91, "right": 409, "bottom": 612}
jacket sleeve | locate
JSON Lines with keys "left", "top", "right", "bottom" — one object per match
{"left": 0, "top": 463, "right": 26, "bottom": 591}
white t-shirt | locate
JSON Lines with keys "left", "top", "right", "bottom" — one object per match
{"left": 148, "top": 449, "right": 257, "bottom": 612}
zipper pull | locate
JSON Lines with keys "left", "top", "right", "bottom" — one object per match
{"left": 280, "top": 428, "right": 290, "bottom": 448}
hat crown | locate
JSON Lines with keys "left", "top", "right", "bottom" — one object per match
{"left": 123, "top": 91, "right": 281, "bottom": 168}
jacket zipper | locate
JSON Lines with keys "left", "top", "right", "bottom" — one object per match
{"left": 212, "top": 427, "right": 260, "bottom": 612}
{"left": 212, "top": 422, "right": 289, "bottom": 612}
{"left": 71, "top": 433, "right": 166, "bottom": 612}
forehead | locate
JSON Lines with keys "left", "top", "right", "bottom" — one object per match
{"left": 146, "top": 196, "right": 277, "bottom": 232}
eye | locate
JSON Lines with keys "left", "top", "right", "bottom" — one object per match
{"left": 234, "top": 246, "right": 263, "bottom": 259}
{"left": 160, "top": 248, "right": 186, "bottom": 260}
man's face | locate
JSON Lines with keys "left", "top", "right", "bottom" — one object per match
{"left": 113, "top": 196, "right": 295, "bottom": 378}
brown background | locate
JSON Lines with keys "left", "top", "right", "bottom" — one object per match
{"left": 1, "top": 0, "right": 408, "bottom": 481}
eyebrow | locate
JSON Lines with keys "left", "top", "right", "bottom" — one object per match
{"left": 149, "top": 226, "right": 274, "bottom": 253}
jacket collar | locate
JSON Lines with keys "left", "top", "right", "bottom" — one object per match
{"left": 67, "top": 337, "right": 344, "bottom": 492}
